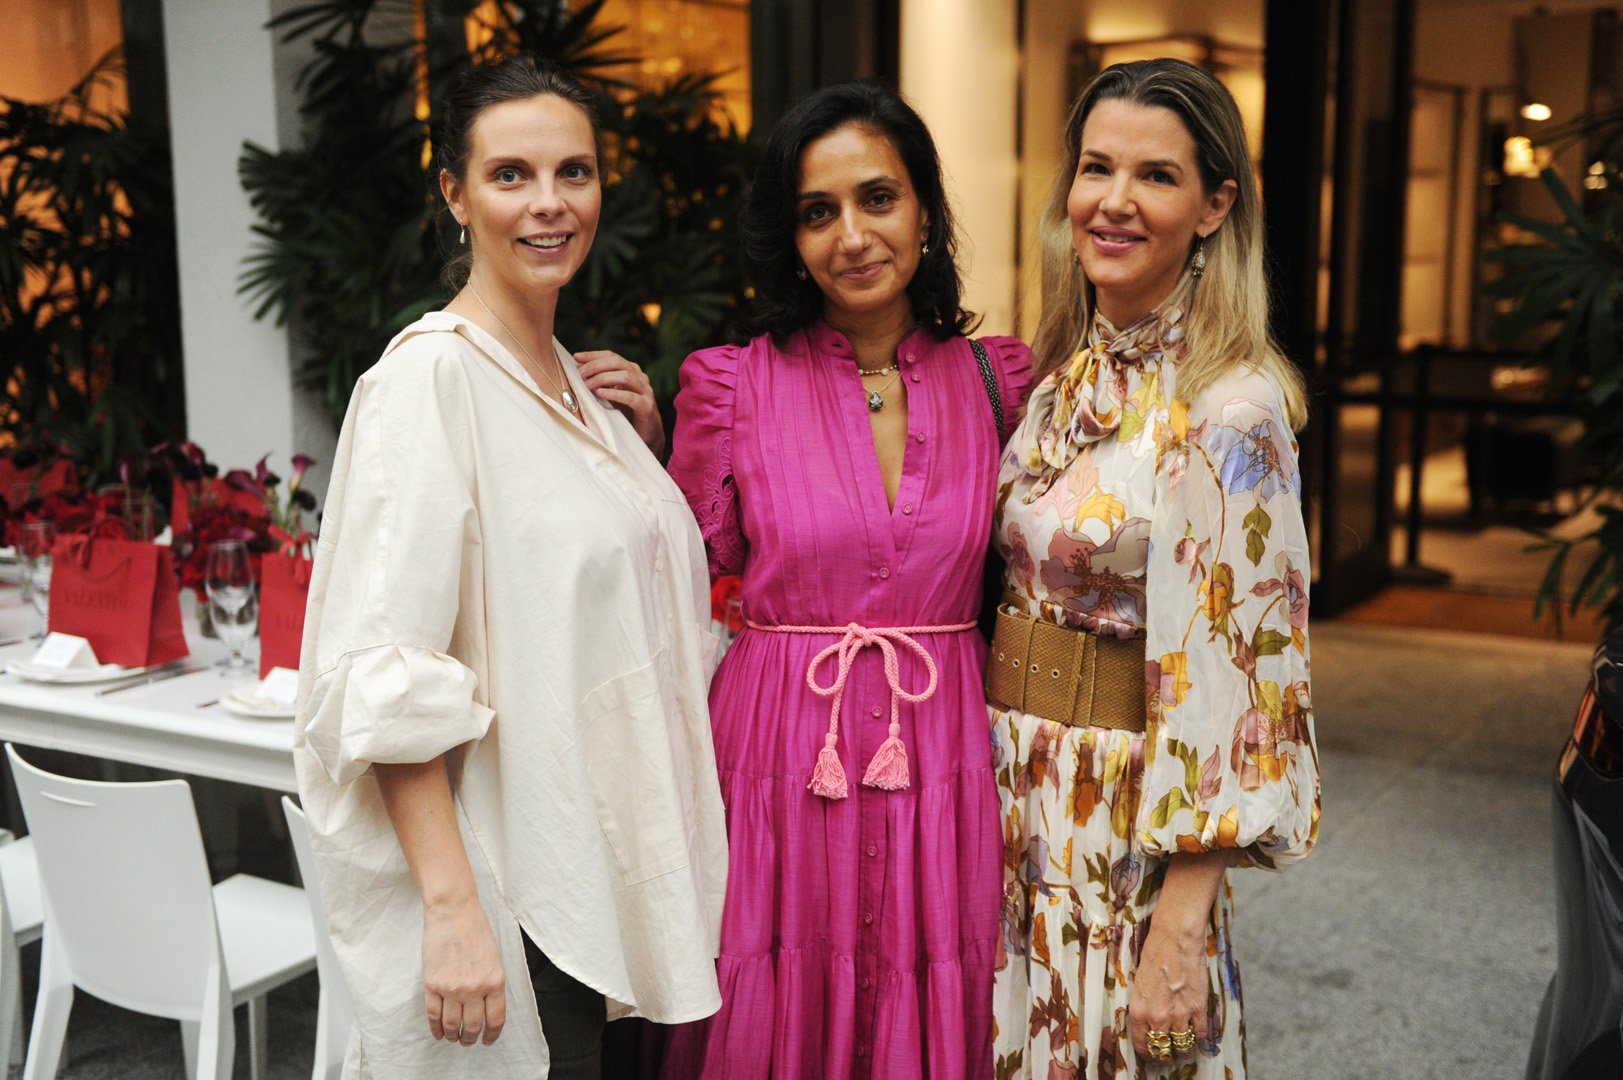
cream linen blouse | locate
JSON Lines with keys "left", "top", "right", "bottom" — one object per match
{"left": 293, "top": 312, "right": 728, "bottom": 1079}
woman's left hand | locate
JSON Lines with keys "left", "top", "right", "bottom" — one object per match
{"left": 1129, "top": 922, "right": 1211, "bottom": 1064}
{"left": 575, "top": 350, "right": 664, "bottom": 455}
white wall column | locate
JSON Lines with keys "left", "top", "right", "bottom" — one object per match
{"left": 161, "top": 0, "right": 333, "bottom": 487}
{"left": 899, "top": 0, "right": 1021, "bottom": 336}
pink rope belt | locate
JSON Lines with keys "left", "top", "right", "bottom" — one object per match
{"left": 745, "top": 620, "right": 976, "bottom": 799}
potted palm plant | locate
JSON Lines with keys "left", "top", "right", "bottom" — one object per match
{"left": 238, "top": 0, "right": 756, "bottom": 426}
{"left": 0, "top": 51, "right": 182, "bottom": 483}
{"left": 1486, "top": 110, "right": 1623, "bottom": 636}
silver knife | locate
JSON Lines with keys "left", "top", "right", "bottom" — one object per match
{"left": 96, "top": 662, "right": 206, "bottom": 696}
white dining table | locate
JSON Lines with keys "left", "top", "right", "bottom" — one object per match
{"left": 0, "top": 585, "right": 296, "bottom": 793}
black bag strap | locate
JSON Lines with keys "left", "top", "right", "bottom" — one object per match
{"left": 969, "top": 337, "right": 1004, "bottom": 441}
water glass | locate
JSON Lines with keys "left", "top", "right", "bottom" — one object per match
{"left": 206, "top": 540, "right": 257, "bottom": 671}
{"left": 19, "top": 521, "right": 55, "bottom": 640}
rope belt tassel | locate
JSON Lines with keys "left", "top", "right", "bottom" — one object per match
{"left": 747, "top": 620, "right": 974, "bottom": 799}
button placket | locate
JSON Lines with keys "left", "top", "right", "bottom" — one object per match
{"left": 854, "top": 678, "right": 887, "bottom": 1080}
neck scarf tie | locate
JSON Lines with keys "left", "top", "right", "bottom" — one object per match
{"left": 1023, "top": 276, "right": 1193, "bottom": 477}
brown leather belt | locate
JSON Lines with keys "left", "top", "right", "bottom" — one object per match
{"left": 986, "top": 595, "right": 1147, "bottom": 732}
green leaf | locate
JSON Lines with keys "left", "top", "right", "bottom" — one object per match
{"left": 1252, "top": 628, "right": 1292, "bottom": 657}
{"left": 1243, "top": 504, "right": 1271, "bottom": 566}
{"left": 1148, "top": 788, "right": 1185, "bottom": 830}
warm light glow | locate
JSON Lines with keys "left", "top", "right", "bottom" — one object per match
{"left": 640, "top": 302, "right": 661, "bottom": 325}
{"left": 465, "top": 1, "right": 501, "bottom": 54}
{"left": 415, "top": 0, "right": 432, "bottom": 168}
{"left": 1519, "top": 102, "right": 1553, "bottom": 122}
{"left": 1504, "top": 136, "right": 1539, "bottom": 178}
{"left": 594, "top": 0, "right": 751, "bottom": 133}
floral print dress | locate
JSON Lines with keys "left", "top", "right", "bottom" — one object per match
{"left": 989, "top": 281, "right": 1320, "bottom": 1080}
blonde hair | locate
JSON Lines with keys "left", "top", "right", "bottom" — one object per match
{"left": 1031, "top": 59, "right": 1307, "bottom": 429}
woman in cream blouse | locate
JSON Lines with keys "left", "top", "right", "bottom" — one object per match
{"left": 293, "top": 56, "right": 727, "bottom": 1079}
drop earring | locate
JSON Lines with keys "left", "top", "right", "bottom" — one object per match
{"left": 796, "top": 265, "right": 808, "bottom": 280}
{"left": 459, "top": 224, "right": 467, "bottom": 245}
{"left": 1191, "top": 236, "right": 1207, "bottom": 278}
{"left": 921, "top": 238, "right": 930, "bottom": 256}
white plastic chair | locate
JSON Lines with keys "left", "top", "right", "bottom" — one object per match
{"left": 0, "top": 831, "right": 43, "bottom": 1070}
{"left": 280, "top": 797, "right": 353, "bottom": 1080}
{"left": 6, "top": 744, "right": 318, "bottom": 1080}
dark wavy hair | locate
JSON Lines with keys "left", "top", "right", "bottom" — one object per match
{"left": 735, "top": 81, "right": 976, "bottom": 343}
{"left": 436, "top": 54, "right": 599, "bottom": 290}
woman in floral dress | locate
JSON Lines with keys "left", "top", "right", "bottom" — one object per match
{"left": 662, "top": 82, "right": 1032, "bottom": 1078}
{"left": 989, "top": 59, "right": 1320, "bottom": 1078}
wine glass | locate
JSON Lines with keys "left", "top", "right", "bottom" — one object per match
{"left": 18, "top": 521, "right": 55, "bottom": 640}
{"left": 205, "top": 540, "right": 257, "bottom": 671}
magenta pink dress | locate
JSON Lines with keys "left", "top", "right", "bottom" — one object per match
{"left": 659, "top": 323, "right": 1034, "bottom": 1080}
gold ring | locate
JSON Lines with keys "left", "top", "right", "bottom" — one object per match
{"left": 1171, "top": 1029, "right": 1197, "bottom": 1053}
{"left": 1147, "top": 1029, "right": 1173, "bottom": 1061}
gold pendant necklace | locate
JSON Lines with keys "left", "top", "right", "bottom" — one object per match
{"left": 470, "top": 282, "right": 580, "bottom": 415}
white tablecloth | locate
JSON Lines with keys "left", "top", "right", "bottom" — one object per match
{"left": 0, "top": 585, "right": 295, "bottom": 792}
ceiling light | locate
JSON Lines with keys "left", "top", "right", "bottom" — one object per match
{"left": 1520, "top": 102, "right": 1553, "bottom": 121}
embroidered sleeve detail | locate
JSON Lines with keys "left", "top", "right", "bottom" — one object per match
{"left": 698, "top": 437, "right": 746, "bottom": 578}
{"left": 668, "top": 343, "right": 748, "bottom": 583}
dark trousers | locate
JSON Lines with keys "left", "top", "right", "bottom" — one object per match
{"left": 524, "top": 935, "right": 605, "bottom": 1080}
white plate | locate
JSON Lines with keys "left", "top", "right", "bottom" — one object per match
{"left": 6, "top": 660, "right": 161, "bottom": 685}
{"left": 220, "top": 686, "right": 295, "bottom": 719}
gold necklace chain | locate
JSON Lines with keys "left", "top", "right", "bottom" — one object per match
{"left": 469, "top": 281, "right": 580, "bottom": 416}
{"left": 864, "top": 369, "right": 902, "bottom": 412}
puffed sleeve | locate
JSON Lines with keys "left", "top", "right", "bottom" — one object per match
{"left": 976, "top": 334, "right": 1037, "bottom": 437}
{"left": 296, "top": 339, "right": 494, "bottom": 786}
{"left": 1135, "top": 369, "right": 1320, "bottom": 869}
{"left": 668, "top": 343, "right": 746, "bottom": 580}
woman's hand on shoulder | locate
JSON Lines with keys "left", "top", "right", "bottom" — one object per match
{"left": 421, "top": 895, "right": 507, "bottom": 1046}
{"left": 575, "top": 350, "right": 665, "bottom": 455}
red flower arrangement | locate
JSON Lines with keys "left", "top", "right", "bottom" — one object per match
{"left": 170, "top": 503, "right": 275, "bottom": 600}
{"left": 169, "top": 453, "right": 317, "bottom": 599}
{"left": 5, "top": 488, "right": 135, "bottom": 547}
{"left": 711, "top": 575, "right": 744, "bottom": 633}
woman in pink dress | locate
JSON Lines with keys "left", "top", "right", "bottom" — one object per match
{"left": 661, "top": 82, "right": 1033, "bottom": 1078}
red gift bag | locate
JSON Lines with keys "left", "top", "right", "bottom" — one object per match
{"left": 47, "top": 537, "right": 189, "bottom": 669}
{"left": 258, "top": 550, "right": 311, "bottom": 678}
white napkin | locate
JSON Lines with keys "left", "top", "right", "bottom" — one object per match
{"left": 30, "top": 633, "right": 99, "bottom": 672}
{"left": 253, "top": 666, "right": 300, "bottom": 706}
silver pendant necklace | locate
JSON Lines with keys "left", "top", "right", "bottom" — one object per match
{"left": 858, "top": 363, "right": 901, "bottom": 412}
{"left": 470, "top": 282, "right": 579, "bottom": 415}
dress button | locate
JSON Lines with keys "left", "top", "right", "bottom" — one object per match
{"left": 914, "top": 433, "right": 925, "bottom": 443}
{"left": 859, "top": 976, "right": 871, "bottom": 990}
{"left": 856, "top": 1046, "right": 868, "bottom": 1059}
{"left": 863, "top": 912, "right": 875, "bottom": 925}
{"left": 871, "top": 706, "right": 881, "bottom": 718}
{"left": 866, "top": 844, "right": 878, "bottom": 858}
{"left": 879, "top": 566, "right": 890, "bottom": 579}
{"left": 902, "top": 503, "right": 913, "bottom": 515}
{"left": 910, "top": 373, "right": 921, "bottom": 383}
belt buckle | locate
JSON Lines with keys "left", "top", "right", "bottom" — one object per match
{"left": 1024, "top": 618, "right": 1083, "bottom": 723}
{"left": 986, "top": 605, "right": 1032, "bottom": 712}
